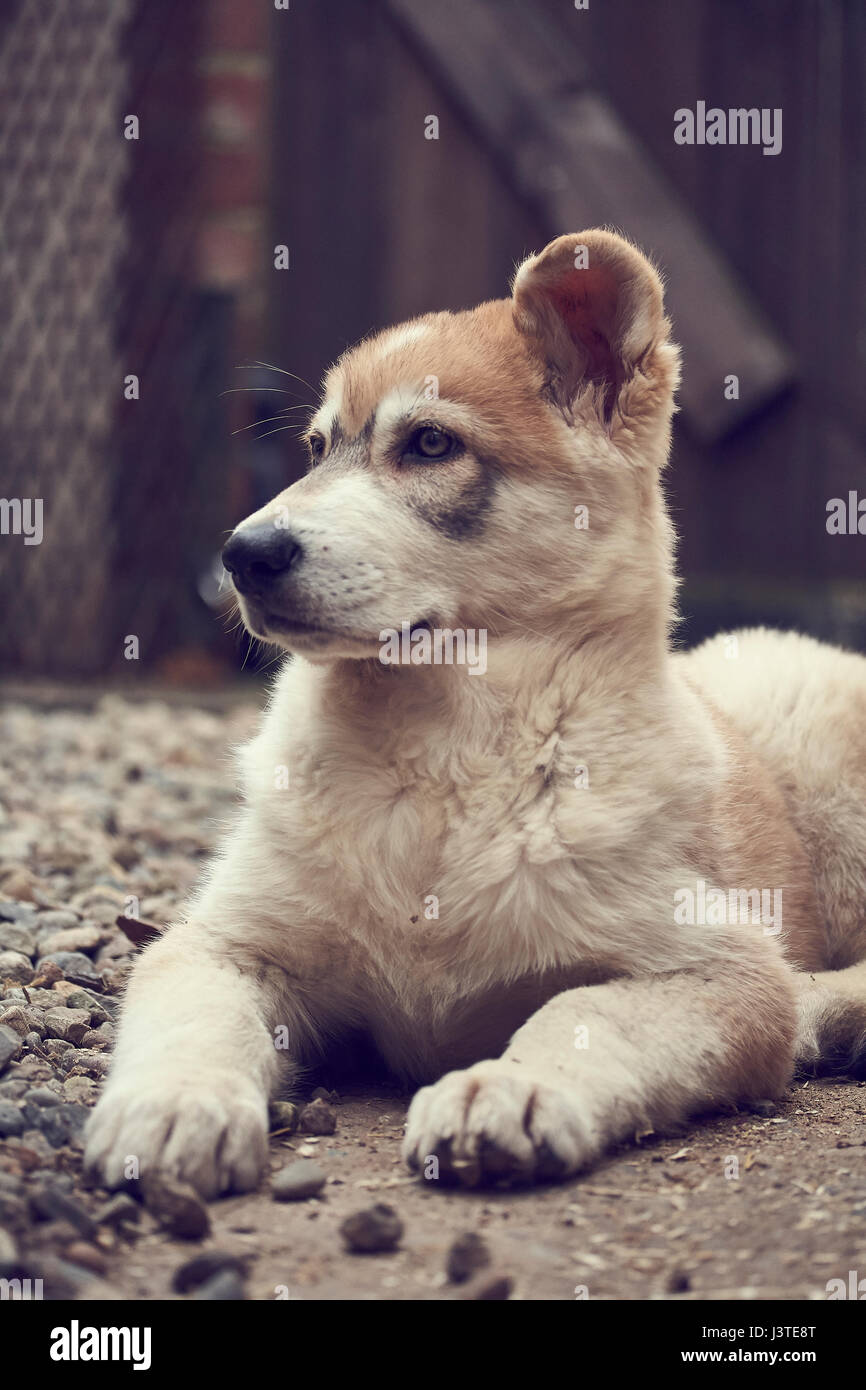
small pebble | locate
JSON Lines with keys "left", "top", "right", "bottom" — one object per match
{"left": 0, "top": 1024, "right": 20, "bottom": 1073}
{"left": 268, "top": 1100, "right": 299, "bottom": 1133}
{"left": 95, "top": 1193, "right": 141, "bottom": 1230}
{"left": 141, "top": 1175, "right": 210, "bottom": 1240}
{"left": 64, "top": 988, "right": 114, "bottom": 1022}
{"left": 745, "top": 1099, "right": 778, "bottom": 1118}
{"left": 192, "top": 1269, "right": 245, "bottom": 1300}
{"left": 339, "top": 1203, "right": 403, "bottom": 1253}
{"left": 31, "top": 961, "right": 64, "bottom": 987}
{"left": 39, "top": 952, "right": 101, "bottom": 985}
{"left": 59, "top": 1048, "right": 111, "bottom": 1079}
{"left": 0, "top": 951, "right": 34, "bottom": 985}
{"left": 311, "top": 1086, "right": 339, "bottom": 1104}
{"left": 34, "top": 911, "right": 81, "bottom": 931}
{"left": 172, "top": 1251, "right": 246, "bottom": 1294}
{"left": 0, "top": 1006, "right": 44, "bottom": 1038}
{"left": 22, "top": 1087, "right": 62, "bottom": 1106}
{"left": 463, "top": 1271, "right": 513, "bottom": 1300}
{"left": 38, "top": 926, "right": 103, "bottom": 957}
{"left": 36, "top": 1101, "right": 89, "bottom": 1148}
{"left": 0, "top": 923, "right": 36, "bottom": 956}
{"left": 272, "top": 1160, "right": 327, "bottom": 1202}
{"left": 64, "top": 1241, "right": 107, "bottom": 1275}
{"left": 0, "top": 901, "right": 38, "bottom": 925}
{"left": 0, "top": 1102, "right": 25, "bottom": 1137}
{"left": 299, "top": 1097, "right": 337, "bottom": 1135}
{"left": 29, "top": 1183, "right": 97, "bottom": 1240}
{"left": 666, "top": 1266, "right": 691, "bottom": 1293}
{"left": 446, "top": 1231, "right": 491, "bottom": 1284}
{"left": 43, "top": 1008, "right": 91, "bottom": 1045}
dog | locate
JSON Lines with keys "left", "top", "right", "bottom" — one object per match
{"left": 85, "top": 229, "right": 866, "bottom": 1198}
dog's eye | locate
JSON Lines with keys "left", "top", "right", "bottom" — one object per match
{"left": 307, "top": 433, "right": 326, "bottom": 464}
{"left": 404, "top": 426, "right": 458, "bottom": 462}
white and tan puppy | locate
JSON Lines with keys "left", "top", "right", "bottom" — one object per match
{"left": 85, "top": 230, "right": 866, "bottom": 1197}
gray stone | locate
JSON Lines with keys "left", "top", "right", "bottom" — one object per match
{"left": 29, "top": 1183, "right": 97, "bottom": 1240}
{"left": 0, "top": 1025, "right": 20, "bottom": 1073}
{"left": 0, "top": 1103, "right": 25, "bottom": 1138}
{"left": 173, "top": 1251, "right": 246, "bottom": 1294}
{"left": 64, "top": 988, "right": 115, "bottom": 1023}
{"left": 0, "top": 951, "right": 34, "bottom": 985}
{"left": 0, "top": 901, "right": 37, "bottom": 925}
{"left": 0, "top": 1005, "right": 45, "bottom": 1038}
{"left": 2, "top": 986, "right": 57, "bottom": 1007}
{"left": 59, "top": 1048, "right": 110, "bottom": 1079}
{"left": 95, "top": 1193, "right": 141, "bottom": 1230}
{"left": 80, "top": 1023, "right": 115, "bottom": 1050}
{"left": 0, "top": 1191, "right": 25, "bottom": 1227}
{"left": 272, "top": 1160, "right": 327, "bottom": 1202}
{"left": 39, "top": 951, "right": 101, "bottom": 984}
{"left": 191, "top": 1269, "right": 245, "bottom": 1300}
{"left": 34, "top": 910, "right": 81, "bottom": 931}
{"left": 22, "top": 1087, "right": 62, "bottom": 1106}
{"left": 43, "top": 1007, "right": 91, "bottom": 1045}
{"left": 62, "top": 1075, "right": 98, "bottom": 1105}
{"left": 38, "top": 925, "right": 103, "bottom": 958}
{"left": 36, "top": 1102, "right": 89, "bottom": 1148}
{"left": 0, "top": 923, "right": 36, "bottom": 957}
{"left": 0, "top": 1078, "right": 28, "bottom": 1100}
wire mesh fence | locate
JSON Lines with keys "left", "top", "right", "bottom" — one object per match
{"left": 0, "top": 0, "right": 132, "bottom": 675}
{"left": 0, "top": 0, "right": 254, "bottom": 680}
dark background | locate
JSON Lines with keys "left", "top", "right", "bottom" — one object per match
{"left": 1, "top": 0, "right": 864, "bottom": 684}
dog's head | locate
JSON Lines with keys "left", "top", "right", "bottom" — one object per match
{"left": 223, "top": 229, "right": 680, "bottom": 660}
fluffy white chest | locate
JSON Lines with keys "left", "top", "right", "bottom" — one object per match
{"left": 230, "top": 654, "right": 712, "bottom": 1078}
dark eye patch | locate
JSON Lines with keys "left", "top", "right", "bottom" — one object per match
{"left": 412, "top": 462, "right": 497, "bottom": 540}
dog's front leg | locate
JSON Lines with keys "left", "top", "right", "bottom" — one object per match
{"left": 403, "top": 936, "right": 797, "bottom": 1186}
{"left": 84, "top": 921, "right": 284, "bottom": 1198}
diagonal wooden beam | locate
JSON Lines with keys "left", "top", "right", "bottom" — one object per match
{"left": 387, "top": 0, "right": 795, "bottom": 442}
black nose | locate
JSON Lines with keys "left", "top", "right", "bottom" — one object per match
{"left": 221, "top": 524, "right": 302, "bottom": 596}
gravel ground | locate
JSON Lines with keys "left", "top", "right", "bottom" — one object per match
{"left": 0, "top": 690, "right": 863, "bottom": 1302}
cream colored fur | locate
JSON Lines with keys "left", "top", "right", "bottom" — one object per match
{"left": 85, "top": 231, "right": 866, "bottom": 1197}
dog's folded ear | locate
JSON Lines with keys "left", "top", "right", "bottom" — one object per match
{"left": 511, "top": 229, "right": 675, "bottom": 429}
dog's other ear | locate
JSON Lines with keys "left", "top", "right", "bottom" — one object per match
{"left": 511, "top": 229, "right": 675, "bottom": 429}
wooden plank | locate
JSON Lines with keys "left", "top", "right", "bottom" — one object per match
{"left": 386, "top": 0, "right": 795, "bottom": 442}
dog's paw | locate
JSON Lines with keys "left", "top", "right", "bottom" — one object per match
{"left": 402, "top": 1060, "right": 595, "bottom": 1186}
{"left": 84, "top": 1071, "right": 268, "bottom": 1200}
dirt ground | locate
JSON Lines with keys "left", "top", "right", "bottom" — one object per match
{"left": 115, "top": 1078, "right": 866, "bottom": 1302}
{"left": 0, "top": 686, "right": 863, "bottom": 1302}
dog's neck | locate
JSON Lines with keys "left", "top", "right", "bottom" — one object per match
{"left": 312, "top": 606, "right": 673, "bottom": 745}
